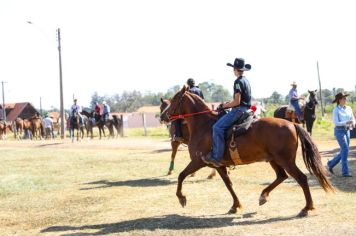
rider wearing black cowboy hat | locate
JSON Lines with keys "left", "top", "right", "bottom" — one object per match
{"left": 202, "top": 58, "right": 252, "bottom": 167}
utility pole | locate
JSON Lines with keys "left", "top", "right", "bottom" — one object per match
{"left": 1, "top": 81, "right": 7, "bottom": 121}
{"left": 316, "top": 61, "right": 324, "bottom": 117}
{"left": 57, "top": 28, "right": 65, "bottom": 139}
{"left": 40, "top": 97, "right": 43, "bottom": 116}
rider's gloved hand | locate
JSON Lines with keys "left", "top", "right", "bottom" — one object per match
{"left": 217, "top": 103, "right": 225, "bottom": 112}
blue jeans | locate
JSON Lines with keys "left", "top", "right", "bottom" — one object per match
{"left": 327, "top": 128, "right": 350, "bottom": 176}
{"left": 290, "top": 100, "right": 302, "bottom": 120}
{"left": 212, "top": 107, "right": 248, "bottom": 161}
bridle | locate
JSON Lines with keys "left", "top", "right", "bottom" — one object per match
{"left": 167, "top": 92, "right": 212, "bottom": 121}
{"left": 305, "top": 95, "right": 317, "bottom": 110}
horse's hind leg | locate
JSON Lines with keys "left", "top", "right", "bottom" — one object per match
{"left": 216, "top": 166, "right": 241, "bottom": 213}
{"left": 284, "top": 163, "right": 314, "bottom": 217}
{"left": 259, "top": 161, "right": 288, "bottom": 206}
{"left": 168, "top": 141, "right": 180, "bottom": 175}
{"left": 176, "top": 160, "right": 205, "bottom": 208}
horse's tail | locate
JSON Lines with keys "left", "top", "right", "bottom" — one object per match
{"left": 294, "top": 124, "right": 334, "bottom": 192}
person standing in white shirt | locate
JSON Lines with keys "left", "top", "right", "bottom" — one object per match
{"left": 327, "top": 92, "right": 355, "bottom": 177}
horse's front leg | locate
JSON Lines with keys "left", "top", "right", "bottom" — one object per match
{"left": 216, "top": 166, "right": 242, "bottom": 214}
{"left": 168, "top": 141, "right": 180, "bottom": 175}
{"left": 176, "top": 160, "right": 205, "bottom": 207}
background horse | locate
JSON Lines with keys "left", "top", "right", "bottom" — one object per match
{"left": 81, "top": 110, "right": 109, "bottom": 139}
{"left": 69, "top": 111, "right": 85, "bottom": 142}
{"left": 303, "top": 90, "right": 318, "bottom": 135}
{"left": 160, "top": 98, "right": 216, "bottom": 178}
{"left": 12, "top": 117, "right": 24, "bottom": 140}
{"left": 0, "top": 120, "right": 9, "bottom": 140}
{"left": 274, "top": 90, "right": 318, "bottom": 135}
{"left": 29, "top": 115, "right": 44, "bottom": 140}
{"left": 166, "top": 86, "right": 333, "bottom": 217}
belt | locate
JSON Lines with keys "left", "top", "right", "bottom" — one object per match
{"left": 335, "top": 126, "right": 348, "bottom": 129}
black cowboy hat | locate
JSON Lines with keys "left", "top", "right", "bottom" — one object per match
{"left": 332, "top": 92, "right": 349, "bottom": 103}
{"left": 227, "top": 58, "right": 251, "bottom": 71}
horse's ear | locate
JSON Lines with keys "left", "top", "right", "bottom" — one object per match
{"left": 160, "top": 97, "right": 164, "bottom": 103}
{"left": 181, "top": 85, "right": 188, "bottom": 93}
{"left": 314, "top": 89, "right": 317, "bottom": 92}
{"left": 308, "top": 90, "right": 311, "bottom": 93}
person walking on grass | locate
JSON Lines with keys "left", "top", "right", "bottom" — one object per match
{"left": 327, "top": 92, "right": 355, "bottom": 177}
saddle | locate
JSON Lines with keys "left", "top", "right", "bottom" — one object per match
{"left": 226, "top": 110, "right": 256, "bottom": 165}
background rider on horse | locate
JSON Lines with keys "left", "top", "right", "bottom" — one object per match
{"left": 70, "top": 98, "right": 84, "bottom": 125}
{"left": 288, "top": 81, "right": 304, "bottom": 122}
{"left": 173, "top": 78, "right": 204, "bottom": 142}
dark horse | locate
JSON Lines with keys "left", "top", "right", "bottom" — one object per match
{"left": 166, "top": 86, "right": 333, "bottom": 217}
{"left": 274, "top": 90, "right": 318, "bottom": 135}
{"left": 81, "top": 110, "right": 122, "bottom": 139}
{"left": 159, "top": 98, "right": 216, "bottom": 179}
{"left": 69, "top": 111, "right": 86, "bottom": 142}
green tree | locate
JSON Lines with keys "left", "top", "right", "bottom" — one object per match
{"left": 199, "top": 82, "right": 231, "bottom": 102}
{"left": 269, "top": 91, "right": 283, "bottom": 104}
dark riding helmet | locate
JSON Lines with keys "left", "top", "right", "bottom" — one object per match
{"left": 187, "top": 78, "right": 195, "bottom": 87}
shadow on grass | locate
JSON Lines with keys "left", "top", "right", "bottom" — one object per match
{"left": 150, "top": 148, "right": 173, "bottom": 153}
{"left": 80, "top": 177, "right": 211, "bottom": 190}
{"left": 37, "top": 142, "right": 63, "bottom": 147}
{"left": 41, "top": 213, "right": 299, "bottom": 235}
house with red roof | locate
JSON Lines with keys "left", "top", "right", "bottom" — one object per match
{"left": 0, "top": 102, "right": 39, "bottom": 121}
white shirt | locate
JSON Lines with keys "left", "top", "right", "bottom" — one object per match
{"left": 333, "top": 105, "right": 355, "bottom": 128}
{"left": 43, "top": 117, "right": 53, "bottom": 128}
{"left": 70, "top": 104, "right": 82, "bottom": 113}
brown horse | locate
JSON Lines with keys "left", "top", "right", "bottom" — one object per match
{"left": 0, "top": 120, "right": 10, "bottom": 140}
{"left": 12, "top": 117, "right": 24, "bottom": 140}
{"left": 166, "top": 86, "right": 333, "bottom": 217}
{"left": 160, "top": 98, "right": 216, "bottom": 179}
{"left": 29, "top": 116, "right": 44, "bottom": 140}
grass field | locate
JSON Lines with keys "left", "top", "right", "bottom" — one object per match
{"left": 1, "top": 134, "right": 356, "bottom": 235}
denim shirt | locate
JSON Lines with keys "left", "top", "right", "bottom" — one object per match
{"left": 103, "top": 104, "right": 110, "bottom": 114}
{"left": 332, "top": 105, "right": 355, "bottom": 128}
{"left": 288, "top": 88, "right": 298, "bottom": 101}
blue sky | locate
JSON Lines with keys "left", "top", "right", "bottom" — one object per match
{"left": 0, "top": 0, "right": 355, "bottom": 109}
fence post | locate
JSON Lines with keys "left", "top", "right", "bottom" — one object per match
{"left": 142, "top": 113, "right": 147, "bottom": 136}
{"left": 120, "top": 114, "right": 124, "bottom": 137}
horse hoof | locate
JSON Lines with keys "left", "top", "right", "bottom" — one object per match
{"left": 178, "top": 196, "right": 187, "bottom": 208}
{"left": 228, "top": 208, "right": 237, "bottom": 214}
{"left": 207, "top": 175, "right": 214, "bottom": 179}
{"left": 167, "top": 171, "right": 173, "bottom": 175}
{"left": 259, "top": 195, "right": 267, "bottom": 206}
{"left": 297, "top": 210, "right": 308, "bottom": 217}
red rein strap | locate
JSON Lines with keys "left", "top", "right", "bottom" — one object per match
{"left": 169, "top": 105, "right": 257, "bottom": 121}
{"left": 169, "top": 109, "right": 212, "bottom": 121}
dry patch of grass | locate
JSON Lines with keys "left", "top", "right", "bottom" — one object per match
{"left": 0, "top": 138, "right": 356, "bottom": 235}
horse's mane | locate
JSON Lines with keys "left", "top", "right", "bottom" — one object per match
{"left": 184, "top": 91, "right": 210, "bottom": 111}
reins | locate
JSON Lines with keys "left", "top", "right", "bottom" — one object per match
{"left": 169, "top": 109, "right": 213, "bottom": 121}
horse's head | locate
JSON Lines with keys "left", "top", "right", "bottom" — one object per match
{"left": 307, "top": 90, "right": 318, "bottom": 106}
{"left": 166, "top": 85, "right": 191, "bottom": 120}
{"left": 166, "top": 85, "right": 209, "bottom": 120}
{"left": 159, "top": 98, "right": 171, "bottom": 124}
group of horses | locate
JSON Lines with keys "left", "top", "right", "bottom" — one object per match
{"left": 0, "top": 110, "right": 123, "bottom": 141}
{"left": 68, "top": 110, "right": 123, "bottom": 142}
{"left": 159, "top": 86, "right": 328, "bottom": 217}
{"left": 0, "top": 116, "right": 45, "bottom": 140}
